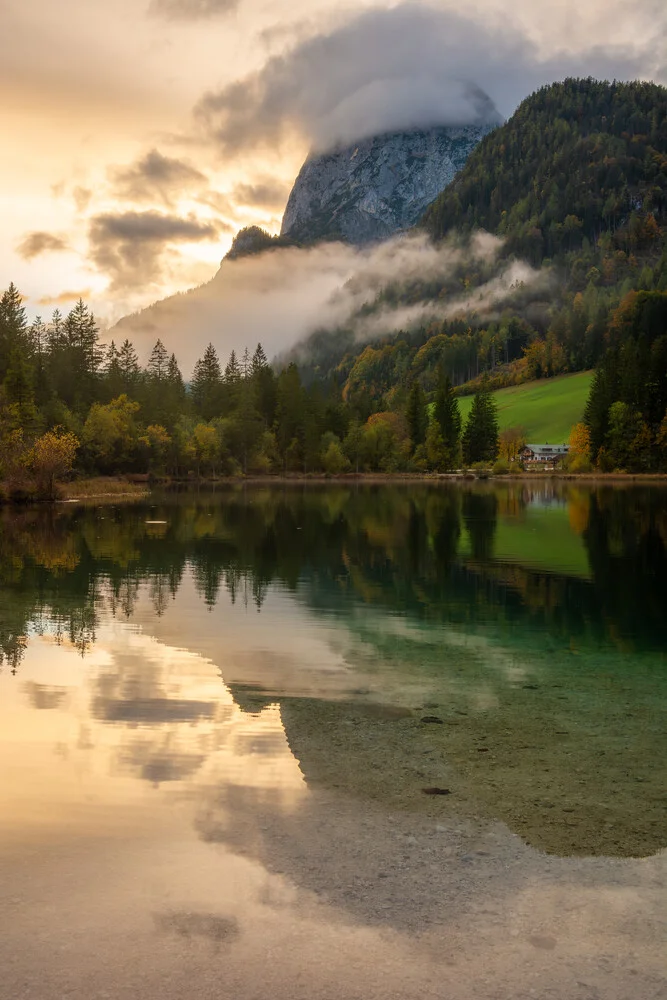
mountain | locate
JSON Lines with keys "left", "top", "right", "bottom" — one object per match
{"left": 422, "top": 78, "right": 667, "bottom": 262}
{"left": 281, "top": 124, "right": 497, "bottom": 245}
{"left": 296, "top": 79, "right": 667, "bottom": 400}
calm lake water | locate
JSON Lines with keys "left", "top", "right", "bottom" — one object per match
{"left": 0, "top": 483, "right": 665, "bottom": 1000}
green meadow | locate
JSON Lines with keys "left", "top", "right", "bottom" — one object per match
{"left": 457, "top": 371, "right": 594, "bottom": 443}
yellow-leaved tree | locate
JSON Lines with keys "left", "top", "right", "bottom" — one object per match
{"left": 28, "top": 427, "right": 79, "bottom": 499}
{"left": 567, "top": 422, "right": 592, "bottom": 472}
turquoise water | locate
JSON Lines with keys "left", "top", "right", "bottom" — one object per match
{"left": 0, "top": 483, "right": 664, "bottom": 999}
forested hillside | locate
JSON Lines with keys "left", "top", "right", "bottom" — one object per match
{"left": 422, "top": 78, "right": 667, "bottom": 258}
{"left": 301, "top": 79, "right": 667, "bottom": 408}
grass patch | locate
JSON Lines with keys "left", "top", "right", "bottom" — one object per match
{"left": 457, "top": 371, "right": 594, "bottom": 443}
{"left": 61, "top": 477, "right": 149, "bottom": 501}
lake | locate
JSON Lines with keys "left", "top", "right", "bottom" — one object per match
{"left": 0, "top": 483, "right": 665, "bottom": 1000}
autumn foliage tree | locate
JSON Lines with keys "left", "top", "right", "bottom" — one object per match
{"left": 28, "top": 428, "right": 79, "bottom": 499}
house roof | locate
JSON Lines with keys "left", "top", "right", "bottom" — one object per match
{"left": 524, "top": 444, "right": 569, "bottom": 455}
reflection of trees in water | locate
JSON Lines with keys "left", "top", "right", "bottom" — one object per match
{"left": 583, "top": 487, "right": 667, "bottom": 649}
{"left": 1, "top": 484, "right": 667, "bottom": 672}
{"left": 462, "top": 490, "right": 498, "bottom": 562}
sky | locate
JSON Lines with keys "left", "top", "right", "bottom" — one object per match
{"left": 2, "top": 0, "right": 665, "bottom": 329}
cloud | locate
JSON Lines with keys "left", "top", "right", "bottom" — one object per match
{"left": 149, "top": 0, "right": 238, "bottom": 19}
{"left": 37, "top": 289, "right": 93, "bottom": 306}
{"left": 23, "top": 682, "right": 69, "bottom": 710}
{"left": 111, "top": 230, "right": 541, "bottom": 375}
{"left": 92, "top": 695, "right": 216, "bottom": 723}
{"left": 16, "top": 231, "right": 69, "bottom": 260}
{"left": 110, "top": 149, "right": 208, "bottom": 207}
{"left": 88, "top": 210, "right": 219, "bottom": 291}
{"left": 233, "top": 178, "right": 291, "bottom": 211}
{"left": 194, "top": 2, "right": 664, "bottom": 154}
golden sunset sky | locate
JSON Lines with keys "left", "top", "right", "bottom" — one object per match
{"left": 2, "top": 0, "right": 665, "bottom": 327}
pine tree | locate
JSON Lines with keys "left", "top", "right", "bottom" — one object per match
{"left": 4, "top": 347, "right": 37, "bottom": 432}
{"left": 104, "top": 341, "right": 124, "bottom": 400}
{"left": 47, "top": 309, "right": 66, "bottom": 353}
{"left": 406, "top": 381, "right": 428, "bottom": 452}
{"left": 584, "top": 355, "right": 618, "bottom": 460}
{"left": 191, "top": 344, "right": 223, "bottom": 421}
{"left": 462, "top": 382, "right": 499, "bottom": 465}
{"left": 250, "top": 342, "right": 276, "bottom": 426}
{"left": 0, "top": 283, "right": 28, "bottom": 380}
{"left": 433, "top": 366, "right": 462, "bottom": 470}
{"left": 251, "top": 343, "right": 269, "bottom": 377}
{"left": 29, "top": 316, "right": 51, "bottom": 408}
{"left": 223, "top": 349, "right": 242, "bottom": 414}
{"left": 118, "top": 339, "right": 141, "bottom": 389}
{"left": 147, "top": 339, "right": 169, "bottom": 382}
{"left": 162, "top": 353, "right": 186, "bottom": 429}
{"left": 275, "top": 363, "right": 305, "bottom": 470}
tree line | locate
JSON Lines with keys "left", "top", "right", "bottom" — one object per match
{"left": 0, "top": 281, "right": 502, "bottom": 497}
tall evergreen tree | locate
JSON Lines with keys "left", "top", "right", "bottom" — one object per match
{"left": 0, "top": 283, "right": 28, "bottom": 380}
{"left": 275, "top": 363, "right": 305, "bottom": 470}
{"left": 118, "top": 339, "right": 141, "bottom": 391}
{"left": 584, "top": 354, "right": 619, "bottom": 460}
{"left": 433, "top": 366, "right": 462, "bottom": 469}
{"left": 462, "top": 382, "right": 499, "bottom": 464}
{"left": 223, "top": 349, "right": 242, "bottom": 414}
{"left": 191, "top": 343, "right": 223, "bottom": 421}
{"left": 406, "top": 381, "right": 428, "bottom": 452}
{"left": 146, "top": 339, "right": 169, "bottom": 382}
{"left": 250, "top": 343, "right": 276, "bottom": 426}
{"left": 104, "top": 341, "right": 123, "bottom": 400}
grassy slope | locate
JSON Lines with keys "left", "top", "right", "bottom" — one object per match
{"left": 457, "top": 371, "right": 593, "bottom": 443}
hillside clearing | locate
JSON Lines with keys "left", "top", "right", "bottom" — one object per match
{"left": 457, "top": 372, "right": 594, "bottom": 443}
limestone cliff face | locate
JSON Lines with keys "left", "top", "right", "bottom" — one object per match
{"left": 280, "top": 124, "right": 495, "bottom": 245}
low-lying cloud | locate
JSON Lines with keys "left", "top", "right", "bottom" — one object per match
{"left": 194, "top": 2, "right": 663, "bottom": 155}
{"left": 16, "top": 231, "right": 69, "bottom": 260}
{"left": 89, "top": 210, "right": 219, "bottom": 291}
{"left": 112, "top": 231, "right": 546, "bottom": 374}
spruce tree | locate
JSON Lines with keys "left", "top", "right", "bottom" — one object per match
{"left": 0, "top": 283, "right": 28, "bottom": 380}
{"left": 433, "top": 366, "right": 462, "bottom": 470}
{"left": 250, "top": 343, "right": 276, "bottom": 426}
{"left": 191, "top": 343, "right": 223, "bottom": 421}
{"left": 406, "top": 381, "right": 428, "bottom": 452}
{"left": 104, "top": 341, "right": 123, "bottom": 399}
{"left": 223, "top": 349, "right": 242, "bottom": 414}
{"left": 118, "top": 339, "right": 141, "bottom": 390}
{"left": 275, "top": 363, "right": 305, "bottom": 470}
{"left": 462, "top": 382, "right": 499, "bottom": 465}
{"left": 147, "top": 339, "right": 169, "bottom": 382}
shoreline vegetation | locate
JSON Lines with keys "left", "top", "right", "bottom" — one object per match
{"left": 36, "top": 469, "right": 667, "bottom": 504}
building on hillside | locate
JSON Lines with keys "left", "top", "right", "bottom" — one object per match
{"left": 520, "top": 444, "right": 570, "bottom": 467}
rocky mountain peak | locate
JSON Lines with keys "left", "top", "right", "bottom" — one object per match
{"left": 280, "top": 123, "right": 496, "bottom": 245}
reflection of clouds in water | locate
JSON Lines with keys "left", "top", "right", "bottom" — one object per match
{"left": 84, "top": 627, "right": 306, "bottom": 807}
{"left": 153, "top": 910, "right": 239, "bottom": 947}
{"left": 23, "top": 681, "right": 69, "bottom": 711}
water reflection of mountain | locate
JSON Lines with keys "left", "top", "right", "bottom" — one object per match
{"left": 1, "top": 485, "right": 665, "bottom": 859}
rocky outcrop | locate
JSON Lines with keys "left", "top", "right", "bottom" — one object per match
{"left": 223, "top": 226, "right": 296, "bottom": 261}
{"left": 280, "top": 124, "right": 496, "bottom": 245}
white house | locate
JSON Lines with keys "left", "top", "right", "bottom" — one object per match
{"left": 520, "top": 444, "right": 570, "bottom": 466}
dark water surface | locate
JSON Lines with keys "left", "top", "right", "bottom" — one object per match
{"left": 0, "top": 483, "right": 665, "bottom": 999}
